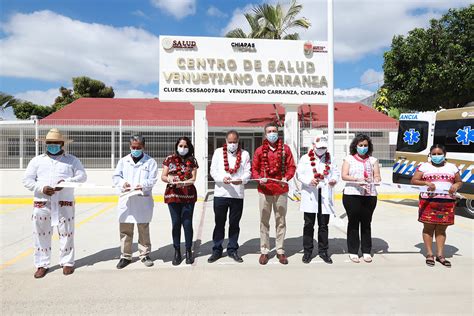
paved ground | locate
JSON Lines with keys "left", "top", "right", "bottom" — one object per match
{"left": 0, "top": 190, "right": 473, "bottom": 315}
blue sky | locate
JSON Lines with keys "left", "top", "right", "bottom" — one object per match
{"left": 0, "top": 0, "right": 470, "bottom": 107}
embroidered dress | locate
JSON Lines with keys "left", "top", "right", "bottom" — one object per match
{"left": 417, "top": 162, "right": 458, "bottom": 225}
{"left": 163, "top": 154, "right": 199, "bottom": 204}
{"left": 342, "top": 155, "right": 378, "bottom": 196}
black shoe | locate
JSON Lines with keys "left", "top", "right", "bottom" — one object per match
{"left": 228, "top": 252, "right": 243, "bottom": 263}
{"left": 302, "top": 253, "right": 312, "bottom": 264}
{"left": 116, "top": 258, "right": 132, "bottom": 269}
{"left": 207, "top": 251, "right": 222, "bottom": 263}
{"left": 319, "top": 252, "right": 333, "bottom": 264}
{"left": 172, "top": 249, "right": 182, "bottom": 266}
{"left": 185, "top": 249, "right": 194, "bottom": 264}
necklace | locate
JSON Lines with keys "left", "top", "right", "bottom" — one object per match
{"left": 223, "top": 144, "right": 242, "bottom": 174}
{"left": 262, "top": 139, "right": 285, "bottom": 178}
{"left": 309, "top": 150, "right": 331, "bottom": 179}
{"left": 173, "top": 155, "right": 192, "bottom": 181}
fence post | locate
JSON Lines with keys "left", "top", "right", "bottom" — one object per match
{"left": 35, "top": 119, "right": 39, "bottom": 157}
{"left": 345, "top": 121, "right": 350, "bottom": 156}
{"left": 111, "top": 130, "right": 115, "bottom": 169}
{"left": 191, "top": 120, "right": 194, "bottom": 146}
{"left": 19, "top": 127, "right": 24, "bottom": 169}
{"left": 119, "top": 119, "right": 123, "bottom": 159}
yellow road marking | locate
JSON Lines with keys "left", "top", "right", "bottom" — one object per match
{"left": 0, "top": 203, "right": 116, "bottom": 270}
{"left": 0, "top": 205, "right": 25, "bottom": 214}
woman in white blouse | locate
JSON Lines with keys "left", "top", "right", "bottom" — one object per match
{"left": 341, "top": 134, "right": 381, "bottom": 263}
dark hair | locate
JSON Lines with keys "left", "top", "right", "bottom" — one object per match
{"left": 429, "top": 144, "right": 446, "bottom": 155}
{"left": 264, "top": 122, "right": 278, "bottom": 133}
{"left": 130, "top": 135, "right": 145, "bottom": 145}
{"left": 175, "top": 136, "right": 194, "bottom": 159}
{"left": 226, "top": 130, "right": 239, "bottom": 139}
{"left": 349, "top": 133, "right": 374, "bottom": 156}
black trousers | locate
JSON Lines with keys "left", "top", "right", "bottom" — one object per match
{"left": 342, "top": 194, "right": 377, "bottom": 255}
{"left": 212, "top": 197, "right": 244, "bottom": 254}
{"left": 303, "top": 189, "right": 330, "bottom": 255}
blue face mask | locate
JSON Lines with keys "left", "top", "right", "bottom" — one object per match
{"left": 46, "top": 144, "right": 61, "bottom": 155}
{"left": 357, "top": 146, "right": 368, "bottom": 155}
{"left": 131, "top": 149, "right": 143, "bottom": 158}
{"left": 431, "top": 155, "right": 445, "bottom": 164}
{"left": 266, "top": 132, "right": 279, "bottom": 143}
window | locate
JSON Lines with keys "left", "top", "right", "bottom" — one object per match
{"left": 434, "top": 119, "right": 474, "bottom": 153}
{"left": 396, "top": 121, "right": 429, "bottom": 153}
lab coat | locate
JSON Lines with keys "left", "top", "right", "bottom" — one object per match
{"left": 296, "top": 153, "right": 340, "bottom": 215}
{"left": 112, "top": 154, "right": 158, "bottom": 223}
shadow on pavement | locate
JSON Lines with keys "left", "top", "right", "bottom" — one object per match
{"left": 414, "top": 242, "right": 460, "bottom": 258}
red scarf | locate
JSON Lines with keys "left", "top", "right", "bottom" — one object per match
{"left": 223, "top": 144, "right": 242, "bottom": 174}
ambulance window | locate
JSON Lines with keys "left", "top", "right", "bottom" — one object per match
{"left": 434, "top": 119, "right": 474, "bottom": 153}
{"left": 396, "top": 121, "right": 429, "bottom": 152}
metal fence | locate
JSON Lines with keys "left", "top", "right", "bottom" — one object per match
{"left": 0, "top": 120, "right": 194, "bottom": 169}
{"left": 300, "top": 121, "right": 398, "bottom": 167}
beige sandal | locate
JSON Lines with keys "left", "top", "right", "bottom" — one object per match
{"left": 363, "top": 254, "right": 372, "bottom": 263}
{"left": 349, "top": 254, "right": 360, "bottom": 263}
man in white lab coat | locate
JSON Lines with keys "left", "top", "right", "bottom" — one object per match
{"left": 23, "top": 128, "right": 87, "bottom": 278}
{"left": 113, "top": 135, "right": 158, "bottom": 269}
{"left": 296, "top": 136, "right": 339, "bottom": 264}
{"left": 208, "top": 130, "right": 251, "bottom": 263}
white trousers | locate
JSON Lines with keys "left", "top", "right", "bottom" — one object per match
{"left": 32, "top": 201, "right": 75, "bottom": 268}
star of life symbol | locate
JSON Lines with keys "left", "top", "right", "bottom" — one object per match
{"left": 403, "top": 129, "right": 420, "bottom": 145}
{"left": 455, "top": 126, "right": 474, "bottom": 145}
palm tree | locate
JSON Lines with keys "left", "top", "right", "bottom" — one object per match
{"left": 226, "top": 0, "right": 311, "bottom": 40}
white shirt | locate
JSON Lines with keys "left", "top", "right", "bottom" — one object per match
{"left": 112, "top": 154, "right": 158, "bottom": 223}
{"left": 23, "top": 152, "right": 87, "bottom": 225}
{"left": 343, "top": 155, "right": 378, "bottom": 196}
{"left": 418, "top": 162, "right": 459, "bottom": 200}
{"left": 210, "top": 147, "right": 251, "bottom": 199}
{"left": 296, "top": 152, "right": 339, "bottom": 215}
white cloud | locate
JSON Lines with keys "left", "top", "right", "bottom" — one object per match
{"left": 0, "top": 10, "right": 159, "bottom": 85}
{"left": 132, "top": 10, "right": 150, "bottom": 19}
{"left": 207, "top": 6, "right": 228, "bottom": 18}
{"left": 15, "top": 88, "right": 59, "bottom": 106}
{"left": 360, "top": 68, "right": 384, "bottom": 90}
{"left": 222, "top": 0, "right": 471, "bottom": 61}
{"left": 114, "top": 89, "right": 157, "bottom": 98}
{"left": 222, "top": 5, "right": 254, "bottom": 36}
{"left": 335, "top": 88, "right": 373, "bottom": 102}
{"left": 150, "top": 0, "right": 196, "bottom": 19}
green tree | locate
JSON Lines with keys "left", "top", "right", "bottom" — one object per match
{"left": 383, "top": 5, "right": 473, "bottom": 111}
{"left": 226, "top": 0, "right": 311, "bottom": 40}
{"left": 0, "top": 92, "right": 54, "bottom": 119}
{"left": 53, "top": 76, "right": 115, "bottom": 110}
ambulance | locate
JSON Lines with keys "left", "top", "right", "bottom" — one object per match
{"left": 393, "top": 106, "right": 474, "bottom": 218}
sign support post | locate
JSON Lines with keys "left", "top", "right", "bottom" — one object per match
{"left": 191, "top": 102, "right": 209, "bottom": 198}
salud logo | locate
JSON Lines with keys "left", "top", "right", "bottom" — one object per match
{"left": 304, "top": 41, "right": 313, "bottom": 55}
{"left": 162, "top": 38, "right": 197, "bottom": 50}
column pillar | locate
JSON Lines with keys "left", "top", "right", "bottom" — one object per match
{"left": 191, "top": 102, "right": 209, "bottom": 198}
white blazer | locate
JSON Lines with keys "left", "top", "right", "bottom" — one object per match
{"left": 296, "top": 153, "right": 340, "bottom": 215}
{"left": 112, "top": 154, "right": 158, "bottom": 223}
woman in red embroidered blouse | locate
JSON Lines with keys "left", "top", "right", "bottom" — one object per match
{"left": 161, "top": 136, "right": 198, "bottom": 266}
{"left": 411, "top": 144, "right": 462, "bottom": 268}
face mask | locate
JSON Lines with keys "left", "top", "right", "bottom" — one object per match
{"left": 227, "top": 143, "right": 238, "bottom": 153}
{"left": 315, "top": 148, "right": 327, "bottom": 156}
{"left": 177, "top": 147, "right": 189, "bottom": 156}
{"left": 46, "top": 144, "right": 61, "bottom": 155}
{"left": 431, "top": 155, "right": 445, "bottom": 164}
{"left": 130, "top": 149, "right": 143, "bottom": 158}
{"left": 357, "top": 146, "right": 368, "bottom": 155}
{"left": 266, "top": 132, "right": 278, "bottom": 143}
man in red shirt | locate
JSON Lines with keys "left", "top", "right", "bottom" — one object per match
{"left": 252, "top": 122, "right": 296, "bottom": 265}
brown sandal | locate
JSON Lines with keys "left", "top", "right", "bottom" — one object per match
{"left": 436, "top": 256, "right": 451, "bottom": 268}
{"left": 425, "top": 255, "right": 435, "bottom": 267}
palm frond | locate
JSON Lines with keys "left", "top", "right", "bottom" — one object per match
{"left": 225, "top": 28, "right": 248, "bottom": 38}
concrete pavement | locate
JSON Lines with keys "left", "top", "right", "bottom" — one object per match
{"left": 1, "top": 190, "right": 473, "bottom": 315}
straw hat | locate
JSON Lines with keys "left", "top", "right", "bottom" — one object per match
{"left": 37, "top": 128, "right": 73, "bottom": 143}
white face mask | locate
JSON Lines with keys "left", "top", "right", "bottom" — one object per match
{"left": 177, "top": 147, "right": 189, "bottom": 156}
{"left": 227, "top": 143, "right": 238, "bottom": 153}
{"left": 315, "top": 148, "right": 327, "bottom": 156}
{"left": 266, "top": 132, "right": 278, "bottom": 143}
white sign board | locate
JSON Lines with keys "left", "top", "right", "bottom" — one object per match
{"left": 159, "top": 36, "right": 329, "bottom": 104}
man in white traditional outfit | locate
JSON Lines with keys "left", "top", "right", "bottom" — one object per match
{"left": 113, "top": 135, "right": 158, "bottom": 269}
{"left": 23, "top": 128, "right": 87, "bottom": 278}
{"left": 208, "top": 130, "right": 251, "bottom": 263}
{"left": 296, "top": 136, "right": 339, "bottom": 264}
